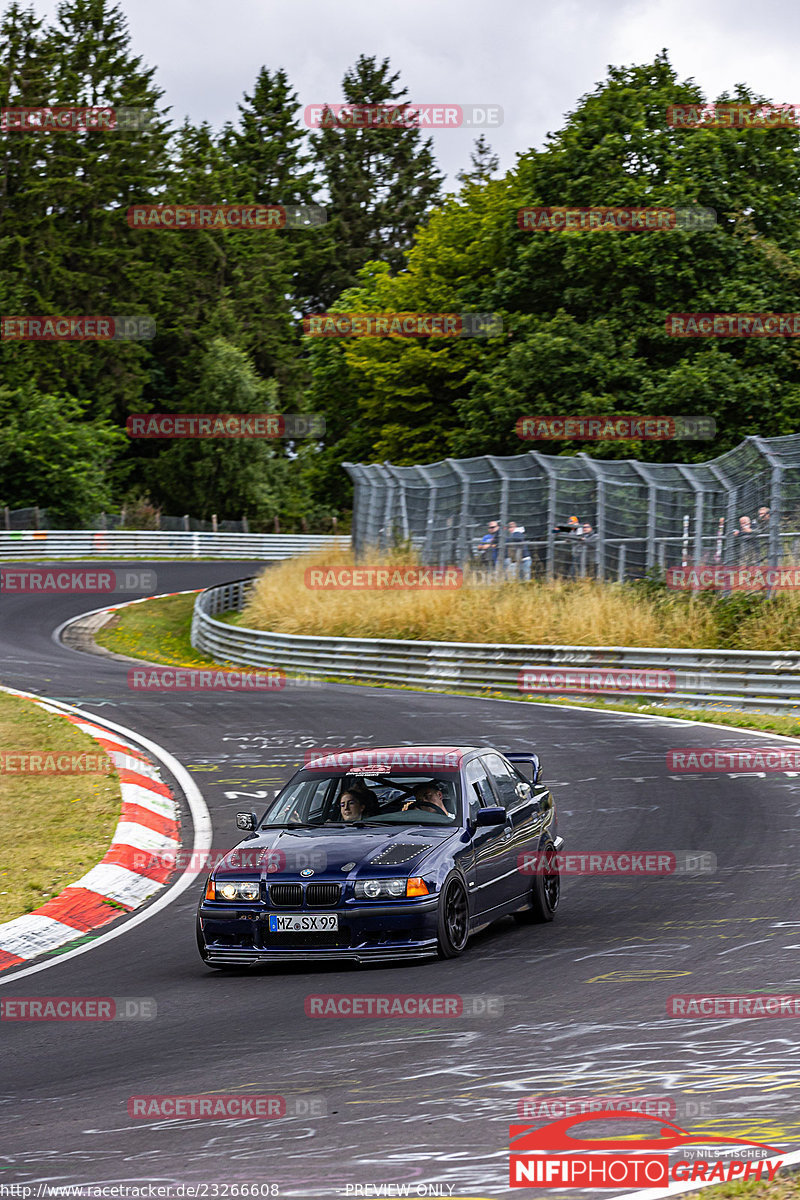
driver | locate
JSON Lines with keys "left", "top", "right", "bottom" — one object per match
{"left": 406, "top": 780, "right": 451, "bottom": 817}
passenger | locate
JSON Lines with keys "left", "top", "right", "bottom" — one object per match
{"left": 338, "top": 790, "right": 367, "bottom": 823}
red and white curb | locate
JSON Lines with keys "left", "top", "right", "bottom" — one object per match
{"left": 0, "top": 687, "right": 180, "bottom": 972}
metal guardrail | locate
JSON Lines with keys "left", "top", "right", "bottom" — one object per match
{"left": 0, "top": 531, "right": 350, "bottom": 560}
{"left": 191, "top": 578, "right": 800, "bottom": 715}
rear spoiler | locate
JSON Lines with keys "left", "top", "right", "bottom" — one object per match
{"left": 506, "top": 752, "right": 541, "bottom": 784}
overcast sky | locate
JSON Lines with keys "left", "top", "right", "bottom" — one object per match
{"left": 27, "top": 0, "right": 800, "bottom": 185}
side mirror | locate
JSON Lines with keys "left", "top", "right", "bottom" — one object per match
{"left": 236, "top": 811, "right": 257, "bottom": 832}
{"left": 515, "top": 782, "right": 532, "bottom": 801}
{"left": 475, "top": 806, "right": 507, "bottom": 827}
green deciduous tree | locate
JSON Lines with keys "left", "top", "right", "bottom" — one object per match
{"left": 0, "top": 382, "right": 124, "bottom": 523}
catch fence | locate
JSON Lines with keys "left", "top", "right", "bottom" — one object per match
{"left": 344, "top": 435, "right": 800, "bottom": 581}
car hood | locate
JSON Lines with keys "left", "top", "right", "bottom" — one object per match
{"left": 215, "top": 825, "right": 456, "bottom": 879}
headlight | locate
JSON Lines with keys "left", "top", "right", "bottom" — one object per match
{"left": 354, "top": 878, "right": 418, "bottom": 899}
{"left": 213, "top": 879, "right": 260, "bottom": 901}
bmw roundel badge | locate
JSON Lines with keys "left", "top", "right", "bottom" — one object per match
{"left": 300, "top": 868, "right": 315, "bottom": 877}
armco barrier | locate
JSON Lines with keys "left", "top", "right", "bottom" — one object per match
{"left": 191, "top": 579, "right": 800, "bottom": 714}
{"left": 0, "top": 531, "right": 350, "bottom": 560}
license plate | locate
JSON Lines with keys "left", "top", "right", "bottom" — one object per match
{"left": 268, "top": 913, "right": 339, "bottom": 932}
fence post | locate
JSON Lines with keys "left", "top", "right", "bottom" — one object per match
{"left": 3, "top": 507, "right": 9, "bottom": 531}
{"left": 629, "top": 462, "right": 657, "bottom": 573}
{"left": 752, "top": 436, "right": 783, "bottom": 566}
{"left": 446, "top": 459, "right": 472, "bottom": 567}
{"left": 274, "top": 516, "right": 280, "bottom": 534}
{"left": 34, "top": 506, "right": 40, "bottom": 531}
{"left": 676, "top": 467, "right": 703, "bottom": 565}
{"left": 183, "top": 514, "right": 190, "bottom": 532}
{"left": 384, "top": 463, "right": 410, "bottom": 543}
{"left": 707, "top": 463, "right": 736, "bottom": 565}
{"left": 242, "top": 515, "right": 249, "bottom": 534}
{"left": 578, "top": 454, "right": 605, "bottom": 580}
{"left": 530, "top": 453, "right": 557, "bottom": 579}
{"left": 488, "top": 458, "right": 510, "bottom": 572}
{"left": 212, "top": 513, "right": 218, "bottom": 533}
{"left": 375, "top": 463, "right": 395, "bottom": 550}
{"left": 416, "top": 465, "right": 440, "bottom": 566}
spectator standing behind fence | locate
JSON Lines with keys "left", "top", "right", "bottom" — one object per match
{"left": 580, "top": 523, "right": 597, "bottom": 573}
{"left": 756, "top": 506, "right": 772, "bottom": 563}
{"left": 567, "top": 516, "right": 584, "bottom": 578}
{"left": 733, "top": 515, "right": 756, "bottom": 565}
{"left": 552, "top": 515, "right": 581, "bottom": 576}
{"left": 477, "top": 520, "right": 500, "bottom": 570}
{"left": 505, "top": 521, "right": 532, "bottom": 581}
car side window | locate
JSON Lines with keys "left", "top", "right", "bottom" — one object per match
{"left": 482, "top": 753, "right": 521, "bottom": 810}
{"left": 465, "top": 758, "right": 496, "bottom": 821}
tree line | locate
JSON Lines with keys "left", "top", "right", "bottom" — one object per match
{"left": 2, "top": 2, "right": 800, "bottom": 526}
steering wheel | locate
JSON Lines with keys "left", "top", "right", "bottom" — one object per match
{"left": 410, "top": 800, "right": 445, "bottom": 814}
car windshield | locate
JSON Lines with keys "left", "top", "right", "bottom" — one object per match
{"left": 260, "top": 770, "right": 462, "bottom": 827}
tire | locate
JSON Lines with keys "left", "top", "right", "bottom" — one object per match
{"left": 436, "top": 873, "right": 470, "bottom": 958}
{"left": 514, "top": 841, "right": 560, "bottom": 924}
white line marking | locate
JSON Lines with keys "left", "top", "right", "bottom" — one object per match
{"left": 0, "top": 687, "right": 212, "bottom": 985}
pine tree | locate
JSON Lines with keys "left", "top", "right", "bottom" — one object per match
{"left": 308, "top": 54, "right": 444, "bottom": 308}
{"left": 456, "top": 134, "right": 500, "bottom": 187}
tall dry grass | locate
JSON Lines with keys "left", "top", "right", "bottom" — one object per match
{"left": 239, "top": 548, "right": 726, "bottom": 648}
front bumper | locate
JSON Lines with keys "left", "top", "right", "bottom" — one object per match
{"left": 198, "top": 896, "right": 440, "bottom": 964}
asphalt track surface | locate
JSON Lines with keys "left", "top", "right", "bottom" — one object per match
{"left": 1, "top": 560, "right": 800, "bottom": 1197}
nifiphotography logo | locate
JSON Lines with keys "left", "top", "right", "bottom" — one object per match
{"left": 509, "top": 1111, "right": 782, "bottom": 1188}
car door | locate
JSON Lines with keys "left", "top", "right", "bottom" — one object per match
{"left": 464, "top": 755, "right": 513, "bottom": 918}
{"left": 484, "top": 748, "right": 546, "bottom": 902}
{"left": 481, "top": 752, "right": 538, "bottom": 905}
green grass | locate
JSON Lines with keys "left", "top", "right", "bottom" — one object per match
{"left": 94, "top": 593, "right": 800, "bottom": 741}
{"left": 93, "top": 592, "right": 230, "bottom": 670}
{"left": 0, "top": 690, "right": 122, "bottom": 923}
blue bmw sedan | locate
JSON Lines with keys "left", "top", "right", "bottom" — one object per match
{"left": 196, "top": 745, "right": 563, "bottom": 967}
